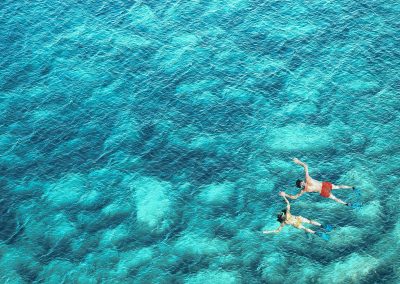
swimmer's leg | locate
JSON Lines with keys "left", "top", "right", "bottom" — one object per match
{"left": 328, "top": 193, "right": 348, "bottom": 205}
{"left": 299, "top": 225, "right": 330, "bottom": 239}
{"left": 299, "top": 216, "right": 321, "bottom": 227}
{"left": 298, "top": 224, "right": 315, "bottom": 234}
{"left": 300, "top": 217, "right": 333, "bottom": 231}
{"left": 332, "top": 184, "right": 354, "bottom": 190}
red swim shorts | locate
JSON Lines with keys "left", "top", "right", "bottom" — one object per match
{"left": 320, "top": 182, "right": 333, "bottom": 198}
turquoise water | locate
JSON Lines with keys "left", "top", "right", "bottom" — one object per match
{"left": 1, "top": 0, "right": 399, "bottom": 283}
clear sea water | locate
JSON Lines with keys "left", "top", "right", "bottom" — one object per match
{"left": 1, "top": 0, "right": 399, "bottom": 283}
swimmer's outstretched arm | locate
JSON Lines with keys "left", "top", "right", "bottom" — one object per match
{"left": 279, "top": 192, "right": 291, "bottom": 210}
{"left": 263, "top": 223, "right": 285, "bottom": 234}
{"left": 293, "top": 158, "right": 310, "bottom": 179}
{"left": 284, "top": 190, "right": 305, "bottom": 200}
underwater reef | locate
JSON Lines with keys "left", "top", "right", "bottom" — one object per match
{"left": 0, "top": 0, "right": 399, "bottom": 282}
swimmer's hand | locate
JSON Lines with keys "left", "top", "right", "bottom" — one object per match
{"left": 292, "top": 158, "right": 301, "bottom": 164}
{"left": 263, "top": 230, "right": 273, "bottom": 234}
{"left": 279, "top": 191, "right": 286, "bottom": 197}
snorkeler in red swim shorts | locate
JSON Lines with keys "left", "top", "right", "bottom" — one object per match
{"left": 283, "top": 158, "right": 355, "bottom": 206}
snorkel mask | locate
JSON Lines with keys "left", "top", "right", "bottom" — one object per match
{"left": 296, "top": 179, "right": 305, "bottom": 189}
{"left": 277, "top": 210, "right": 286, "bottom": 222}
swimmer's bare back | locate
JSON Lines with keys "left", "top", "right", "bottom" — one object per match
{"left": 286, "top": 158, "right": 354, "bottom": 206}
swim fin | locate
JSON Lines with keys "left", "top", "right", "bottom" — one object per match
{"left": 348, "top": 202, "right": 363, "bottom": 209}
{"left": 353, "top": 187, "right": 361, "bottom": 197}
{"left": 315, "top": 231, "right": 330, "bottom": 241}
{"left": 322, "top": 224, "right": 333, "bottom": 232}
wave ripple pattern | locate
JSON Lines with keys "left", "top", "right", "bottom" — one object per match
{"left": 0, "top": 0, "right": 399, "bottom": 283}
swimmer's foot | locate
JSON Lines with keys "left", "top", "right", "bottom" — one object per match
{"left": 315, "top": 231, "right": 330, "bottom": 241}
{"left": 322, "top": 224, "right": 333, "bottom": 232}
